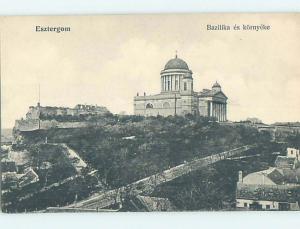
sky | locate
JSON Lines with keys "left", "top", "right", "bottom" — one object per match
{"left": 1, "top": 14, "right": 300, "bottom": 128}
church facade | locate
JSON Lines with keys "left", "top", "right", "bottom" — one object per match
{"left": 133, "top": 55, "right": 228, "bottom": 122}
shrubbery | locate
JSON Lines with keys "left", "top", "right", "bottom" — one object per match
{"left": 20, "top": 115, "right": 271, "bottom": 188}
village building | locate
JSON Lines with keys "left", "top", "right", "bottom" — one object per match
{"left": 287, "top": 147, "right": 300, "bottom": 160}
{"left": 18, "top": 167, "right": 39, "bottom": 188}
{"left": 1, "top": 158, "right": 17, "bottom": 173}
{"left": 133, "top": 55, "right": 228, "bottom": 121}
{"left": 236, "top": 148, "right": 300, "bottom": 210}
{"left": 275, "top": 147, "right": 300, "bottom": 170}
{"left": 1, "top": 167, "right": 39, "bottom": 190}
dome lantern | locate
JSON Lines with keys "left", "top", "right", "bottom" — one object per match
{"left": 212, "top": 81, "right": 221, "bottom": 92}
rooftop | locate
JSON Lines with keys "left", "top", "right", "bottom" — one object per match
{"left": 236, "top": 183, "right": 300, "bottom": 202}
{"left": 275, "top": 156, "right": 297, "bottom": 169}
{"left": 164, "top": 56, "right": 189, "bottom": 71}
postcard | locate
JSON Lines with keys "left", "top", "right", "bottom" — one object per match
{"left": 1, "top": 14, "right": 300, "bottom": 213}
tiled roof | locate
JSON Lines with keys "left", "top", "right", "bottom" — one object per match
{"left": 282, "top": 168, "right": 300, "bottom": 184}
{"left": 198, "top": 89, "right": 227, "bottom": 99}
{"left": 198, "top": 89, "right": 216, "bottom": 97}
{"left": 18, "top": 167, "right": 39, "bottom": 187}
{"left": 265, "top": 168, "right": 285, "bottom": 184}
{"left": 275, "top": 156, "right": 296, "bottom": 169}
{"left": 243, "top": 167, "right": 285, "bottom": 185}
{"left": 236, "top": 183, "right": 300, "bottom": 202}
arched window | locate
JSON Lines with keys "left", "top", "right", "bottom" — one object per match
{"left": 163, "top": 102, "right": 170, "bottom": 109}
{"left": 146, "top": 103, "right": 153, "bottom": 109}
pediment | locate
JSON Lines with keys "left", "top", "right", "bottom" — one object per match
{"left": 214, "top": 91, "right": 228, "bottom": 100}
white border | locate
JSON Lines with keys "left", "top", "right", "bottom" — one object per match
{"left": 1, "top": 1, "right": 300, "bottom": 228}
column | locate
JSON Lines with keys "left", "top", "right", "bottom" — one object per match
{"left": 225, "top": 104, "right": 227, "bottom": 121}
{"left": 215, "top": 103, "right": 217, "bottom": 119}
{"left": 224, "top": 104, "right": 226, "bottom": 121}
{"left": 220, "top": 104, "right": 223, "bottom": 122}
{"left": 222, "top": 104, "right": 224, "bottom": 121}
{"left": 217, "top": 104, "right": 220, "bottom": 121}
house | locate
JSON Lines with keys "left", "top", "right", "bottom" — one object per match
{"left": 1, "top": 158, "right": 17, "bottom": 173}
{"left": 236, "top": 148, "right": 300, "bottom": 210}
{"left": 236, "top": 170, "right": 300, "bottom": 210}
{"left": 275, "top": 156, "right": 298, "bottom": 170}
{"left": 241, "top": 168, "right": 285, "bottom": 185}
{"left": 8, "top": 150, "right": 30, "bottom": 173}
{"left": 287, "top": 148, "right": 300, "bottom": 160}
{"left": 236, "top": 182, "right": 300, "bottom": 210}
{"left": 1, "top": 172, "right": 19, "bottom": 190}
{"left": 18, "top": 167, "right": 39, "bottom": 188}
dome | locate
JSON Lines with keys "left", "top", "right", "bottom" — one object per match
{"left": 164, "top": 56, "right": 189, "bottom": 70}
{"left": 212, "top": 81, "right": 221, "bottom": 88}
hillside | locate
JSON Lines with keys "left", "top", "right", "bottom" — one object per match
{"left": 17, "top": 115, "right": 271, "bottom": 188}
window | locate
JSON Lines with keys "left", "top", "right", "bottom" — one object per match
{"left": 175, "top": 80, "right": 178, "bottom": 90}
{"left": 168, "top": 81, "right": 170, "bottom": 91}
{"left": 146, "top": 103, "right": 153, "bottom": 109}
{"left": 184, "top": 82, "right": 187, "bottom": 91}
{"left": 163, "top": 102, "right": 170, "bottom": 109}
{"left": 244, "top": 203, "right": 248, "bottom": 207}
{"left": 266, "top": 205, "right": 270, "bottom": 210}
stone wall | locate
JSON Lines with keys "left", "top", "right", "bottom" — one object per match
{"left": 134, "top": 93, "right": 199, "bottom": 117}
{"left": 15, "top": 119, "right": 40, "bottom": 131}
{"left": 15, "top": 119, "right": 96, "bottom": 132}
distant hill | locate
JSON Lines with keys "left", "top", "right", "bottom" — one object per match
{"left": 273, "top": 122, "right": 300, "bottom": 127}
{"left": 1, "top": 128, "right": 13, "bottom": 143}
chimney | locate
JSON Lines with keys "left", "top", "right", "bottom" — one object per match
{"left": 144, "top": 92, "right": 146, "bottom": 96}
{"left": 238, "top": 171, "right": 243, "bottom": 183}
{"left": 137, "top": 92, "right": 139, "bottom": 96}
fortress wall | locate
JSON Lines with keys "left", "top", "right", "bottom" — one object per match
{"left": 15, "top": 119, "right": 39, "bottom": 131}
{"left": 56, "top": 122, "right": 91, "bottom": 128}
{"left": 15, "top": 119, "right": 90, "bottom": 131}
{"left": 39, "top": 120, "right": 59, "bottom": 129}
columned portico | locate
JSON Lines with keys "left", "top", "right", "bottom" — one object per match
{"left": 208, "top": 101, "right": 227, "bottom": 122}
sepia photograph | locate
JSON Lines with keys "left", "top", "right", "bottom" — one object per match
{"left": 1, "top": 13, "right": 300, "bottom": 213}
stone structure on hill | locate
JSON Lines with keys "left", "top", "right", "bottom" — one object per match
{"left": 134, "top": 54, "right": 228, "bottom": 122}
{"left": 14, "top": 103, "right": 110, "bottom": 132}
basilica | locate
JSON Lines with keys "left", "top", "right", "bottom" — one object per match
{"left": 133, "top": 55, "right": 228, "bottom": 122}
